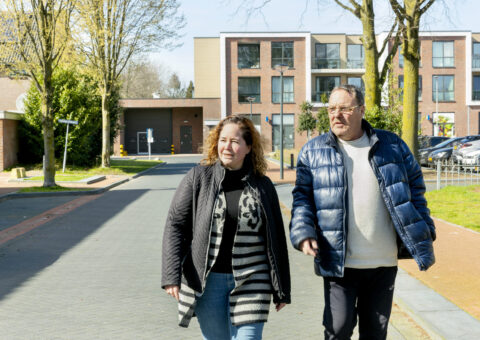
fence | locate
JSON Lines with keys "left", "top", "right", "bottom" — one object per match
{"left": 429, "top": 159, "right": 480, "bottom": 190}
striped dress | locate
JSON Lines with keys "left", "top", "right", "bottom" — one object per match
{"left": 177, "top": 184, "right": 272, "bottom": 327}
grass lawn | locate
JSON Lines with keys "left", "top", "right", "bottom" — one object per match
{"left": 425, "top": 185, "right": 480, "bottom": 232}
{"left": 18, "top": 186, "right": 93, "bottom": 193}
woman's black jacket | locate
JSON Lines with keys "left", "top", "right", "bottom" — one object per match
{"left": 161, "top": 162, "right": 291, "bottom": 304}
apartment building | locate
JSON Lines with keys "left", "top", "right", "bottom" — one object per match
{"left": 194, "top": 31, "right": 480, "bottom": 152}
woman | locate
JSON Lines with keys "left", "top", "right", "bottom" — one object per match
{"left": 162, "top": 115, "right": 291, "bottom": 340}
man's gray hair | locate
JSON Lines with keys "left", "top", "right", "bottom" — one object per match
{"left": 331, "top": 84, "right": 365, "bottom": 106}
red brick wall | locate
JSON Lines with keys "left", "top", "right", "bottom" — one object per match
{"left": 171, "top": 107, "right": 203, "bottom": 153}
{"left": 0, "top": 119, "right": 19, "bottom": 170}
{"left": 226, "top": 37, "right": 308, "bottom": 152}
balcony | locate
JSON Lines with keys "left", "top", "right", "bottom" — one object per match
{"left": 347, "top": 59, "right": 364, "bottom": 69}
{"left": 312, "top": 58, "right": 341, "bottom": 69}
{"left": 473, "top": 90, "right": 480, "bottom": 101}
{"left": 473, "top": 57, "right": 480, "bottom": 70}
{"left": 311, "top": 92, "right": 331, "bottom": 103}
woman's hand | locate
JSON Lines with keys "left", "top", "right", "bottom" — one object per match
{"left": 275, "top": 302, "right": 286, "bottom": 312}
{"left": 165, "top": 285, "right": 180, "bottom": 301}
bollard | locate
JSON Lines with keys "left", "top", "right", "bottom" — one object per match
{"left": 171, "top": 144, "right": 175, "bottom": 155}
{"left": 290, "top": 153, "right": 294, "bottom": 169}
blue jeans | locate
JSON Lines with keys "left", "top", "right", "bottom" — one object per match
{"left": 195, "top": 272, "right": 265, "bottom": 340}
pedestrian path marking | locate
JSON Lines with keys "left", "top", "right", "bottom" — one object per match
{"left": 0, "top": 194, "right": 102, "bottom": 245}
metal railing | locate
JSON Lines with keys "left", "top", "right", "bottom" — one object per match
{"left": 431, "top": 159, "right": 480, "bottom": 190}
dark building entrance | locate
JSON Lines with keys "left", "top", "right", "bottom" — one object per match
{"left": 124, "top": 108, "right": 172, "bottom": 154}
{"left": 180, "top": 125, "right": 193, "bottom": 153}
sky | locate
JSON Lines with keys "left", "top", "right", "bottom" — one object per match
{"left": 149, "top": 0, "right": 480, "bottom": 85}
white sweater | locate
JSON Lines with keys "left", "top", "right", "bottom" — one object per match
{"left": 338, "top": 132, "right": 398, "bottom": 268}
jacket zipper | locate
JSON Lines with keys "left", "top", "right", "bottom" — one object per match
{"left": 368, "top": 144, "right": 426, "bottom": 270}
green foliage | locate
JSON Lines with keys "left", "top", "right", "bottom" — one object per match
{"left": 316, "top": 93, "right": 330, "bottom": 134}
{"left": 365, "top": 105, "right": 402, "bottom": 136}
{"left": 18, "top": 67, "right": 121, "bottom": 167}
{"left": 297, "top": 101, "right": 316, "bottom": 138}
{"left": 186, "top": 81, "right": 194, "bottom": 98}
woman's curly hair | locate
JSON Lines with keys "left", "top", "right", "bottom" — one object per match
{"left": 201, "top": 115, "right": 267, "bottom": 176}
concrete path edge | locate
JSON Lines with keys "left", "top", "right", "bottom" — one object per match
{"left": 0, "top": 163, "right": 165, "bottom": 203}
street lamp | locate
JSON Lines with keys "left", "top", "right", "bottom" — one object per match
{"left": 434, "top": 75, "right": 439, "bottom": 136}
{"left": 246, "top": 96, "right": 255, "bottom": 120}
{"left": 275, "top": 63, "right": 288, "bottom": 180}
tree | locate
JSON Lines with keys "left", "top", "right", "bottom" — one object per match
{"left": 0, "top": 0, "right": 74, "bottom": 187}
{"left": 332, "top": 0, "right": 401, "bottom": 110}
{"left": 19, "top": 66, "right": 120, "bottom": 167}
{"left": 297, "top": 101, "right": 316, "bottom": 140}
{"left": 185, "top": 80, "right": 194, "bottom": 98}
{"left": 389, "top": 0, "right": 436, "bottom": 158}
{"left": 166, "top": 72, "right": 185, "bottom": 98}
{"left": 316, "top": 93, "right": 330, "bottom": 134}
{"left": 76, "top": 0, "right": 185, "bottom": 167}
{"left": 120, "top": 60, "right": 168, "bottom": 98}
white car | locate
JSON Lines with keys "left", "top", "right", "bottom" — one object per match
{"left": 461, "top": 149, "right": 480, "bottom": 170}
{"left": 453, "top": 139, "right": 480, "bottom": 163}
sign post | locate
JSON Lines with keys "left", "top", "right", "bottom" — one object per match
{"left": 58, "top": 119, "right": 78, "bottom": 173}
{"left": 146, "top": 128, "right": 154, "bottom": 160}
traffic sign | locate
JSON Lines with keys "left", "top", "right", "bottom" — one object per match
{"left": 58, "top": 119, "right": 78, "bottom": 125}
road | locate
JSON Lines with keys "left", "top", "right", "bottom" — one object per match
{"left": 0, "top": 156, "right": 425, "bottom": 339}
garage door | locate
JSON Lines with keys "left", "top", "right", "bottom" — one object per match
{"left": 124, "top": 108, "right": 172, "bottom": 154}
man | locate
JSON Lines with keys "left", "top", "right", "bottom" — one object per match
{"left": 290, "top": 85, "right": 435, "bottom": 339}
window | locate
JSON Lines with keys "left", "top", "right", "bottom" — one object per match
{"left": 474, "top": 43, "right": 480, "bottom": 69}
{"left": 239, "top": 114, "right": 261, "bottom": 133}
{"left": 398, "top": 44, "right": 421, "bottom": 68}
{"left": 347, "top": 44, "right": 364, "bottom": 68}
{"left": 398, "top": 75, "right": 422, "bottom": 101}
{"left": 313, "top": 76, "right": 340, "bottom": 102}
{"left": 272, "top": 114, "right": 294, "bottom": 150}
{"left": 238, "top": 44, "right": 260, "bottom": 69}
{"left": 272, "top": 42, "right": 294, "bottom": 68}
{"left": 272, "top": 76, "right": 294, "bottom": 103}
{"left": 432, "top": 41, "right": 454, "bottom": 67}
{"left": 433, "top": 75, "right": 454, "bottom": 101}
{"left": 347, "top": 77, "right": 364, "bottom": 95}
{"left": 473, "top": 76, "right": 480, "bottom": 100}
{"left": 315, "top": 43, "right": 340, "bottom": 69}
{"left": 238, "top": 77, "right": 260, "bottom": 103}
{"left": 433, "top": 113, "right": 455, "bottom": 137}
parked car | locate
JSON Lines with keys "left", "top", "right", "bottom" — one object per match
{"left": 421, "top": 135, "right": 480, "bottom": 167}
{"left": 452, "top": 138, "right": 480, "bottom": 163}
{"left": 418, "top": 135, "right": 450, "bottom": 149}
{"left": 419, "top": 137, "right": 462, "bottom": 166}
{"left": 461, "top": 149, "right": 480, "bottom": 171}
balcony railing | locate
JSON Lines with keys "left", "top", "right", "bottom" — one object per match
{"left": 312, "top": 58, "right": 341, "bottom": 69}
{"left": 473, "top": 57, "right": 480, "bottom": 69}
{"left": 473, "top": 90, "right": 480, "bottom": 100}
{"left": 312, "top": 92, "right": 331, "bottom": 103}
{"left": 347, "top": 60, "right": 364, "bottom": 69}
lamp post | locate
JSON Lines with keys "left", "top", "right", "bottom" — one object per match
{"left": 434, "top": 75, "right": 439, "bottom": 136}
{"left": 246, "top": 96, "right": 255, "bottom": 120}
{"left": 275, "top": 63, "right": 288, "bottom": 180}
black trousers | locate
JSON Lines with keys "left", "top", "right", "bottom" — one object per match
{"left": 322, "top": 266, "right": 398, "bottom": 340}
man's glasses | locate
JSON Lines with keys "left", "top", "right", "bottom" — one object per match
{"left": 327, "top": 105, "right": 361, "bottom": 116}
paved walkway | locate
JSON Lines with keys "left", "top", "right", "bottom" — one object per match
{"left": 0, "top": 155, "right": 479, "bottom": 338}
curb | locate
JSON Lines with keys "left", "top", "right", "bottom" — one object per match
{"left": 0, "top": 163, "right": 165, "bottom": 203}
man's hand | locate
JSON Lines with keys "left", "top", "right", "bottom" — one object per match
{"left": 165, "top": 285, "right": 180, "bottom": 301}
{"left": 275, "top": 302, "right": 286, "bottom": 312}
{"left": 299, "top": 238, "right": 318, "bottom": 257}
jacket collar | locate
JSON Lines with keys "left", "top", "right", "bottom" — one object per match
{"left": 326, "top": 119, "right": 379, "bottom": 147}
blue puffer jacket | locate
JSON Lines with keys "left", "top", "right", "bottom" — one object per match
{"left": 290, "top": 120, "right": 436, "bottom": 277}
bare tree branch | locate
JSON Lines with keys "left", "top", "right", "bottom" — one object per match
{"left": 419, "top": 0, "right": 436, "bottom": 16}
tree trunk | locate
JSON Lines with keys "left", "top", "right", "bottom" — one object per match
{"left": 101, "top": 90, "right": 111, "bottom": 168}
{"left": 401, "top": 1, "right": 421, "bottom": 159}
{"left": 41, "top": 60, "right": 56, "bottom": 187}
{"left": 361, "top": 0, "right": 381, "bottom": 110}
